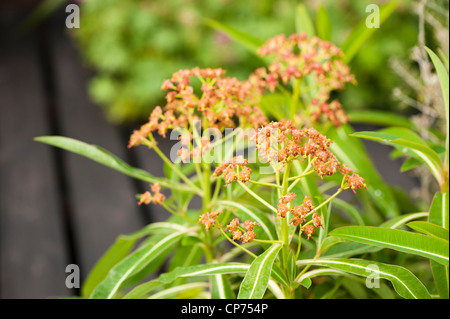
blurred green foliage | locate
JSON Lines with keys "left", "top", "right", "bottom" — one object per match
{"left": 73, "top": 0, "right": 420, "bottom": 123}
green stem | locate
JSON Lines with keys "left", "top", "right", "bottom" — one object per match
{"left": 248, "top": 179, "right": 283, "bottom": 189}
{"left": 252, "top": 238, "right": 284, "bottom": 245}
{"left": 305, "top": 187, "right": 343, "bottom": 219}
{"left": 237, "top": 181, "right": 278, "bottom": 214}
{"left": 290, "top": 78, "right": 302, "bottom": 119}
{"left": 219, "top": 228, "right": 257, "bottom": 258}
{"left": 287, "top": 170, "right": 315, "bottom": 192}
{"left": 144, "top": 136, "right": 203, "bottom": 196}
{"left": 295, "top": 227, "right": 302, "bottom": 261}
{"left": 280, "top": 163, "right": 291, "bottom": 269}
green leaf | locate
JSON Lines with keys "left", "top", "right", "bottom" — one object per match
{"left": 81, "top": 221, "right": 186, "bottom": 297}
{"left": 204, "top": 18, "right": 264, "bottom": 53}
{"left": 34, "top": 136, "right": 192, "bottom": 192}
{"left": 158, "top": 263, "right": 250, "bottom": 284}
{"left": 428, "top": 192, "right": 449, "bottom": 299}
{"left": 341, "top": 1, "right": 398, "bottom": 63}
{"left": 90, "top": 230, "right": 188, "bottom": 298}
{"left": 316, "top": 5, "right": 332, "bottom": 41}
{"left": 211, "top": 274, "right": 235, "bottom": 299}
{"left": 81, "top": 236, "right": 135, "bottom": 297}
{"left": 425, "top": 47, "right": 449, "bottom": 164}
{"left": 317, "top": 202, "right": 332, "bottom": 254}
{"left": 122, "top": 281, "right": 164, "bottom": 299}
{"left": 319, "top": 212, "right": 428, "bottom": 258}
{"left": 329, "top": 226, "right": 449, "bottom": 266}
{"left": 328, "top": 125, "right": 400, "bottom": 217}
{"left": 347, "top": 110, "right": 415, "bottom": 130}
{"left": 123, "top": 263, "right": 250, "bottom": 299}
{"left": 299, "top": 277, "right": 312, "bottom": 289}
{"left": 400, "top": 157, "right": 423, "bottom": 172}
{"left": 295, "top": 3, "right": 315, "bottom": 37}
{"left": 380, "top": 212, "right": 428, "bottom": 229}
{"left": 332, "top": 198, "right": 366, "bottom": 225}
{"left": 147, "top": 282, "right": 209, "bottom": 299}
{"left": 237, "top": 244, "right": 282, "bottom": 299}
{"left": 429, "top": 193, "right": 449, "bottom": 230}
{"left": 297, "top": 258, "right": 431, "bottom": 299}
{"left": 407, "top": 221, "right": 449, "bottom": 241}
{"left": 350, "top": 128, "right": 444, "bottom": 186}
{"left": 431, "top": 261, "right": 449, "bottom": 299}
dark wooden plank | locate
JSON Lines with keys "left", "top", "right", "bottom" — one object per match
{"left": 49, "top": 23, "right": 144, "bottom": 279}
{"left": 0, "top": 34, "right": 70, "bottom": 298}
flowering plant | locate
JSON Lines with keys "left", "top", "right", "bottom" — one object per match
{"left": 37, "top": 14, "right": 448, "bottom": 299}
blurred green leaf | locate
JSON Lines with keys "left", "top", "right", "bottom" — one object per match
{"left": 341, "top": 1, "right": 398, "bottom": 63}
{"left": 295, "top": 3, "right": 315, "bottom": 37}
{"left": 347, "top": 110, "right": 415, "bottom": 129}
{"left": 316, "top": 5, "right": 332, "bottom": 41}
{"left": 350, "top": 128, "right": 444, "bottom": 185}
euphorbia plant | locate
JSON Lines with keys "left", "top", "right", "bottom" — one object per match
{"left": 36, "top": 32, "right": 446, "bottom": 299}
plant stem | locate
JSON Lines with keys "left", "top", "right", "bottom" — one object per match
{"left": 280, "top": 162, "right": 291, "bottom": 269}
{"left": 237, "top": 181, "right": 278, "bottom": 214}
{"left": 144, "top": 136, "right": 203, "bottom": 196}
{"left": 248, "top": 179, "right": 283, "bottom": 189}
{"left": 290, "top": 78, "right": 302, "bottom": 119}
{"left": 305, "top": 187, "right": 343, "bottom": 219}
{"left": 219, "top": 227, "right": 257, "bottom": 258}
{"left": 252, "top": 238, "right": 284, "bottom": 244}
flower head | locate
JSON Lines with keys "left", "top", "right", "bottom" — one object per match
{"left": 198, "top": 210, "right": 223, "bottom": 232}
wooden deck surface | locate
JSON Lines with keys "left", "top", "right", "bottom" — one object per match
{"left": 0, "top": 7, "right": 171, "bottom": 299}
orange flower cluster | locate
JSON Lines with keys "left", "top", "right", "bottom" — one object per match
{"left": 128, "top": 67, "right": 267, "bottom": 149}
{"left": 254, "top": 121, "right": 365, "bottom": 185}
{"left": 289, "top": 196, "right": 314, "bottom": 226}
{"left": 213, "top": 156, "right": 252, "bottom": 185}
{"left": 253, "top": 33, "right": 356, "bottom": 127}
{"left": 198, "top": 210, "right": 223, "bottom": 232}
{"left": 138, "top": 183, "right": 166, "bottom": 206}
{"left": 226, "top": 218, "right": 260, "bottom": 243}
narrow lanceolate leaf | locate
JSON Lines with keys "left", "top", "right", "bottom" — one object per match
{"left": 347, "top": 110, "right": 416, "bottom": 130}
{"left": 328, "top": 125, "right": 400, "bottom": 217}
{"left": 297, "top": 258, "right": 431, "bottom": 299}
{"left": 429, "top": 193, "right": 449, "bottom": 230}
{"left": 381, "top": 212, "right": 428, "bottom": 229}
{"left": 211, "top": 274, "right": 235, "bottom": 299}
{"left": 123, "top": 263, "right": 249, "bottom": 299}
{"left": 341, "top": 1, "right": 398, "bottom": 63}
{"left": 428, "top": 192, "right": 449, "bottom": 299}
{"left": 34, "top": 136, "right": 191, "bottom": 192}
{"left": 204, "top": 18, "right": 263, "bottom": 53}
{"left": 90, "top": 231, "right": 187, "bottom": 299}
{"left": 158, "top": 263, "right": 251, "bottom": 284}
{"left": 350, "top": 129, "right": 444, "bottom": 185}
{"left": 425, "top": 47, "right": 449, "bottom": 164}
{"left": 82, "top": 236, "right": 135, "bottom": 297}
{"left": 316, "top": 5, "right": 332, "bottom": 41}
{"left": 148, "top": 282, "right": 209, "bottom": 299}
{"left": 238, "top": 244, "right": 282, "bottom": 299}
{"left": 82, "top": 221, "right": 188, "bottom": 297}
{"left": 295, "top": 3, "right": 315, "bottom": 37}
{"left": 330, "top": 226, "right": 449, "bottom": 266}
{"left": 320, "top": 213, "right": 428, "bottom": 258}
{"left": 407, "top": 221, "right": 449, "bottom": 241}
